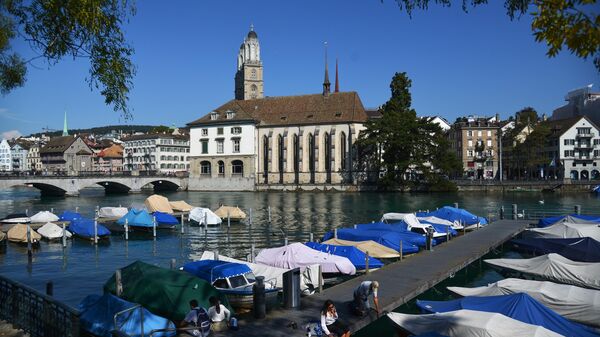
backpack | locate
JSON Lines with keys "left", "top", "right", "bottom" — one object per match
{"left": 193, "top": 307, "right": 211, "bottom": 336}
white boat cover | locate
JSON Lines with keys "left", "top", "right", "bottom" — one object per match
{"left": 524, "top": 222, "right": 600, "bottom": 241}
{"left": 169, "top": 201, "right": 194, "bottom": 212}
{"left": 255, "top": 242, "right": 356, "bottom": 275}
{"left": 144, "top": 195, "right": 173, "bottom": 214}
{"left": 29, "top": 211, "right": 59, "bottom": 223}
{"left": 386, "top": 309, "right": 562, "bottom": 337}
{"left": 98, "top": 207, "right": 128, "bottom": 218}
{"left": 381, "top": 212, "right": 445, "bottom": 237}
{"left": 7, "top": 224, "right": 41, "bottom": 243}
{"left": 447, "top": 278, "right": 600, "bottom": 327}
{"left": 549, "top": 215, "right": 600, "bottom": 226}
{"left": 322, "top": 238, "right": 400, "bottom": 258}
{"left": 199, "top": 251, "right": 322, "bottom": 292}
{"left": 37, "top": 222, "right": 72, "bottom": 240}
{"left": 485, "top": 253, "right": 600, "bottom": 290}
{"left": 418, "top": 216, "right": 463, "bottom": 230}
{"left": 189, "top": 207, "right": 222, "bottom": 226}
{"left": 214, "top": 206, "right": 246, "bottom": 220}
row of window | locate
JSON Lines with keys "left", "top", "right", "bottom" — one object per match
{"left": 200, "top": 127, "right": 242, "bottom": 136}
{"left": 160, "top": 163, "right": 189, "bottom": 169}
{"left": 200, "top": 160, "right": 244, "bottom": 175}
{"left": 564, "top": 139, "right": 600, "bottom": 145}
{"left": 209, "top": 111, "right": 237, "bottom": 121}
{"left": 201, "top": 139, "right": 241, "bottom": 154}
{"left": 158, "top": 146, "right": 189, "bottom": 153}
{"left": 467, "top": 140, "right": 493, "bottom": 147}
{"left": 467, "top": 150, "right": 494, "bottom": 157}
{"left": 466, "top": 130, "right": 493, "bottom": 137}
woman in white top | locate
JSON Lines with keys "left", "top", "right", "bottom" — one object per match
{"left": 320, "top": 299, "right": 350, "bottom": 337}
{"left": 207, "top": 296, "right": 231, "bottom": 332}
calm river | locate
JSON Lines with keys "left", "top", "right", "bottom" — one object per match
{"left": 1, "top": 188, "right": 599, "bottom": 311}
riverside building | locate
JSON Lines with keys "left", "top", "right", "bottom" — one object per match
{"left": 122, "top": 133, "right": 190, "bottom": 174}
{"left": 187, "top": 26, "right": 368, "bottom": 191}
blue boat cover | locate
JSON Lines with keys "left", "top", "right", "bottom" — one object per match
{"left": 419, "top": 220, "right": 458, "bottom": 236}
{"left": 79, "top": 293, "right": 175, "bottom": 337}
{"left": 416, "top": 206, "right": 487, "bottom": 225}
{"left": 416, "top": 293, "right": 600, "bottom": 337}
{"left": 537, "top": 214, "right": 600, "bottom": 227}
{"left": 322, "top": 228, "right": 419, "bottom": 254}
{"left": 183, "top": 260, "right": 251, "bottom": 283}
{"left": 304, "top": 242, "right": 384, "bottom": 270}
{"left": 67, "top": 218, "right": 110, "bottom": 238}
{"left": 355, "top": 222, "right": 432, "bottom": 246}
{"left": 511, "top": 237, "right": 600, "bottom": 262}
{"left": 117, "top": 209, "right": 154, "bottom": 227}
{"left": 59, "top": 211, "right": 82, "bottom": 222}
{"left": 153, "top": 211, "right": 179, "bottom": 225}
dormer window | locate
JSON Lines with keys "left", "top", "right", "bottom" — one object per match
{"left": 226, "top": 110, "right": 236, "bottom": 119}
{"left": 210, "top": 112, "right": 219, "bottom": 120}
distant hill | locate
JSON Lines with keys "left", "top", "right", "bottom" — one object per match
{"left": 28, "top": 125, "right": 161, "bottom": 138}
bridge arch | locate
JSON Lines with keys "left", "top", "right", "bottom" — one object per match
{"left": 27, "top": 182, "right": 68, "bottom": 196}
{"left": 93, "top": 181, "right": 131, "bottom": 194}
{"left": 142, "top": 178, "right": 181, "bottom": 192}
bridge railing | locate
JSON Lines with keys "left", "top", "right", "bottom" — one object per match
{"left": 0, "top": 275, "right": 80, "bottom": 337}
{"left": 0, "top": 170, "right": 188, "bottom": 179}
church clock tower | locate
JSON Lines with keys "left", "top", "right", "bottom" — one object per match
{"left": 235, "top": 25, "right": 264, "bottom": 100}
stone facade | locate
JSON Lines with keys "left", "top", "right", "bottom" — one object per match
{"left": 40, "top": 136, "right": 93, "bottom": 174}
{"left": 27, "top": 143, "right": 42, "bottom": 172}
{"left": 10, "top": 143, "right": 28, "bottom": 172}
{"left": 449, "top": 116, "right": 501, "bottom": 179}
{"left": 122, "top": 134, "right": 189, "bottom": 173}
{"left": 235, "top": 25, "right": 263, "bottom": 100}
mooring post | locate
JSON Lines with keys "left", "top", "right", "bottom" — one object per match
{"left": 512, "top": 204, "right": 518, "bottom": 220}
{"left": 463, "top": 220, "right": 466, "bottom": 235}
{"left": 153, "top": 216, "right": 157, "bottom": 238}
{"left": 353, "top": 224, "right": 357, "bottom": 229}
{"left": 25, "top": 208, "right": 28, "bottom": 216}
{"left": 62, "top": 223, "right": 67, "bottom": 248}
{"left": 309, "top": 232, "right": 314, "bottom": 242}
{"left": 399, "top": 240, "right": 403, "bottom": 261}
{"left": 365, "top": 251, "right": 370, "bottom": 274}
{"left": 93, "top": 220, "right": 98, "bottom": 245}
{"left": 575, "top": 205, "right": 581, "bottom": 215}
{"left": 46, "top": 281, "right": 53, "bottom": 296}
{"left": 180, "top": 214, "right": 185, "bottom": 234}
{"left": 115, "top": 269, "right": 123, "bottom": 297}
{"left": 284, "top": 236, "right": 288, "bottom": 246}
{"left": 214, "top": 250, "right": 219, "bottom": 261}
{"left": 249, "top": 208, "right": 253, "bottom": 226}
{"left": 446, "top": 226, "right": 450, "bottom": 242}
{"left": 204, "top": 212, "right": 208, "bottom": 231}
{"left": 334, "top": 228, "right": 338, "bottom": 239}
{"left": 453, "top": 202, "right": 459, "bottom": 209}
{"left": 50, "top": 207, "right": 54, "bottom": 214}
{"left": 268, "top": 206, "right": 272, "bottom": 223}
{"left": 318, "top": 264, "right": 323, "bottom": 293}
{"left": 170, "top": 258, "right": 176, "bottom": 270}
{"left": 251, "top": 243, "right": 256, "bottom": 263}
{"left": 227, "top": 210, "right": 231, "bottom": 228}
{"left": 27, "top": 224, "right": 32, "bottom": 259}
{"left": 124, "top": 219, "right": 129, "bottom": 240}
{"left": 500, "top": 206, "right": 504, "bottom": 220}
{"left": 95, "top": 205, "right": 99, "bottom": 216}
{"left": 75, "top": 206, "right": 79, "bottom": 214}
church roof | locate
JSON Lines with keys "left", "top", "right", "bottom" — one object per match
{"left": 40, "top": 136, "right": 77, "bottom": 154}
{"left": 187, "top": 91, "right": 368, "bottom": 127}
{"left": 247, "top": 30, "right": 258, "bottom": 39}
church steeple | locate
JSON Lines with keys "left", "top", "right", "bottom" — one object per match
{"left": 334, "top": 58, "right": 339, "bottom": 93}
{"left": 235, "top": 25, "right": 264, "bottom": 100}
{"left": 62, "top": 111, "right": 69, "bottom": 136}
{"left": 323, "top": 42, "right": 331, "bottom": 96}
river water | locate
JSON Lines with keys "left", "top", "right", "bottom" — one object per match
{"left": 1, "top": 187, "right": 599, "bottom": 312}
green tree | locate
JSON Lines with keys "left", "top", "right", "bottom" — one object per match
{"left": 390, "top": 0, "right": 600, "bottom": 71}
{"left": 150, "top": 125, "right": 173, "bottom": 134}
{"left": 1, "top": 0, "right": 136, "bottom": 117}
{"left": 515, "top": 107, "right": 539, "bottom": 125}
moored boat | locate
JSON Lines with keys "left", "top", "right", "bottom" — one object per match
{"left": 116, "top": 209, "right": 154, "bottom": 232}
{"left": 37, "top": 222, "right": 72, "bottom": 241}
{"left": 511, "top": 237, "right": 600, "bottom": 262}
{"left": 214, "top": 205, "right": 246, "bottom": 222}
{"left": 304, "top": 241, "right": 383, "bottom": 270}
{"left": 416, "top": 206, "right": 488, "bottom": 230}
{"left": 189, "top": 207, "right": 222, "bottom": 226}
{"left": 29, "top": 211, "right": 59, "bottom": 223}
{"left": 152, "top": 211, "right": 178, "bottom": 229}
{"left": 523, "top": 222, "right": 600, "bottom": 241}
{"left": 182, "top": 259, "right": 279, "bottom": 310}
{"left": 7, "top": 224, "right": 41, "bottom": 244}
{"left": 169, "top": 200, "right": 194, "bottom": 212}
{"left": 59, "top": 211, "right": 82, "bottom": 222}
{"left": 1, "top": 213, "right": 31, "bottom": 224}
{"left": 67, "top": 218, "right": 111, "bottom": 241}
{"left": 322, "top": 238, "right": 400, "bottom": 259}
{"left": 97, "top": 207, "right": 128, "bottom": 219}
{"left": 144, "top": 194, "right": 173, "bottom": 214}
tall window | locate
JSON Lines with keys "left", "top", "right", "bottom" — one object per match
{"left": 201, "top": 129, "right": 208, "bottom": 136}
{"left": 232, "top": 160, "right": 244, "bottom": 176}
{"left": 231, "top": 127, "right": 242, "bottom": 135}
{"left": 308, "top": 133, "right": 315, "bottom": 174}
{"left": 217, "top": 127, "right": 224, "bottom": 135}
{"left": 340, "top": 132, "right": 347, "bottom": 171}
{"left": 232, "top": 139, "right": 240, "bottom": 153}
{"left": 201, "top": 140, "right": 208, "bottom": 154}
{"left": 324, "top": 132, "right": 331, "bottom": 173}
{"left": 200, "top": 161, "right": 211, "bottom": 175}
{"left": 216, "top": 139, "right": 224, "bottom": 154}
{"left": 278, "top": 135, "right": 284, "bottom": 183}
{"left": 218, "top": 160, "right": 225, "bottom": 176}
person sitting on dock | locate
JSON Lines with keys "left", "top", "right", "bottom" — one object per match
{"left": 208, "top": 296, "right": 231, "bottom": 332}
{"left": 352, "top": 280, "right": 380, "bottom": 318}
{"left": 180, "top": 299, "right": 211, "bottom": 336}
{"left": 321, "top": 299, "right": 350, "bottom": 337}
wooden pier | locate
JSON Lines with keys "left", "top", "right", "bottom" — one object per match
{"left": 213, "top": 219, "right": 531, "bottom": 337}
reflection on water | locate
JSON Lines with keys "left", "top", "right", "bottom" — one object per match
{"left": 1, "top": 187, "right": 599, "bottom": 308}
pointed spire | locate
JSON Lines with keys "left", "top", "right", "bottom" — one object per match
{"left": 62, "top": 111, "right": 69, "bottom": 136}
{"left": 323, "top": 42, "right": 330, "bottom": 96}
{"left": 334, "top": 58, "right": 339, "bottom": 93}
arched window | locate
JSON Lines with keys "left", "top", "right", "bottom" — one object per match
{"left": 293, "top": 134, "right": 300, "bottom": 184}
{"left": 232, "top": 160, "right": 244, "bottom": 176}
{"left": 200, "top": 161, "right": 211, "bottom": 175}
{"left": 218, "top": 161, "right": 225, "bottom": 176}
{"left": 278, "top": 135, "right": 284, "bottom": 183}
{"left": 263, "top": 135, "right": 269, "bottom": 183}
{"left": 308, "top": 133, "right": 315, "bottom": 183}
{"left": 324, "top": 132, "right": 331, "bottom": 183}
{"left": 250, "top": 84, "right": 258, "bottom": 99}
{"left": 251, "top": 69, "right": 257, "bottom": 79}
{"left": 340, "top": 132, "right": 347, "bottom": 171}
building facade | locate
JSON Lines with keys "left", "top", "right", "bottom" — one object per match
{"left": 449, "top": 116, "right": 501, "bottom": 179}
{"left": 122, "top": 134, "right": 189, "bottom": 173}
{"left": 235, "top": 25, "right": 264, "bottom": 100}
{"left": 94, "top": 144, "right": 124, "bottom": 173}
{"left": 27, "top": 143, "right": 43, "bottom": 172}
{"left": 0, "top": 139, "right": 11, "bottom": 172}
{"left": 10, "top": 142, "right": 29, "bottom": 172}
{"left": 40, "top": 136, "right": 94, "bottom": 174}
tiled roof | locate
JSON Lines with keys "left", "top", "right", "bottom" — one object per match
{"left": 97, "top": 144, "right": 123, "bottom": 158}
{"left": 187, "top": 91, "right": 368, "bottom": 127}
{"left": 544, "top": 116, "right": 599, "bottom": 137}
{"left": 40, "top": 136, "right": 77, "bottom": 154}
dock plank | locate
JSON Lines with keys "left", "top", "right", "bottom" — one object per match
{"left": 213, "top": 220, "right": 531, "bottom": 337}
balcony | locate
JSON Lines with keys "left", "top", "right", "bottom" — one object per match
{"left": 576, "top": 132, "right": 594, "bottom": 138}
{"left": 574, "top": 143, "right": 593, "bottom": 149}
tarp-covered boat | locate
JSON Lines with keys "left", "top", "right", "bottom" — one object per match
{"left": 380, "top": 213, "right": 448, "bottom": 238}
{"left": 523, "top": 222, "right": 600, "bottom": 241}
{"left": 153, "top": 211, "right": 178, "bottom": 228}
{"left": 189, "top": 207, "right": 222, "bottom": 226}
{"left": 417, "top": 215, "right": 463, "bottom": 230}
{"left": 322, "top": 238, "right": 400, "bottom": 259}
{"left": 386, "top": 309, "right": 562, "bottom": 337}
{"left": 447, "top": 278, "right": 600, "bottom": 327}
{"left": 304, "top": 242, "right": 383, "bottom": 270}
{"left": 416, "top": 206, "right": 488, "bottom": 229}
{"left": 37, "top": 222, "right": 72, "bottom": 240}
{"left": 117, "top": 209, "right": 154, "bottom": 229}
{"left": 7, "top": 224, "right": 41, "bottom": 243}
{"left": 98, "top": 207, "right": 128, "bottom": 219}
{"left": 255, "top": 242, "right": 356, "bottom": 275}
{"left": 182, "top": 260, "right": 279, "bottom": 309}
{"left": 512, "top": 237, "right": 600, "bottom": 262}
{"left": 416, "top": 293, "right": 599, "bottom": 337}
{"left": 79, "top": 293, "right": 176, "bottom": 337}
{"left": 104, "top": 260, "right": 232, "bottom": 321}
{"left": 356, "top": 222, "right": 439, "bottom": 244}
{"left": 67, "top": 218, "right": 111, "bottom": 240}
{"left": 144, "top": 195, "right": 173, "bottom": 214}
{"left": 1, "top": 213, "right": 30, "bottom": 224}
{"left": 538, "top": 214, "right": 600, "bottom": 228}
{"left": 169, "top": 200, "right": 193, "bottom": 212}
{"left": 322, "top": 227, "right": 420, "bottom": 253}
{"left": 199, "top": 251, "right": 322, "bottom": 294}
{"left": 59, "top": 211, "right": 82, "bottom": 222}
{"left": 485, "top": 253, "right": 600, "bottom": 289}
{"left": 29, "top": 211, "right": 59, "bottom": 223}
{"left": 214, "top": 206, "right": 246, "bottom": 221}
{"left": 0, "top": 231, "right": 5, "bottom": 243}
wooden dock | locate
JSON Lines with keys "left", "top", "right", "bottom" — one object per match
{"left": 213, "top": 219, "right": 531, "bottom": 337}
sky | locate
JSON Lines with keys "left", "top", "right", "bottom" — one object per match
{"left": 1, "top": 0, "right": 597, "bottom": 138}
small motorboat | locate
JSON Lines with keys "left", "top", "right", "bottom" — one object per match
{"left": 169, "top": 200, "right": 194, "bottom": 212}
{"left": 213, "top": 206, "right": 246, "bottom": 222}
{"left": 182, "top": 259, "right": 279, "bottom": 310}
{"left": 256, "top": 242, "right": 356, "bottom": 275}
{"left": 152, "top": 211, "right": 178, "bottom": 229}
{"left": 416, "top": 206, "right": 488, "bottom": 230}
{"left": 30, "top": 211, "right": 59, "bottom": 223}
{"left": 189, "top": 207, "right": 222, "bottom": 226}
{"left": 37, "top": 222, "right": 72, "bottom": 241}
{"left": 7, "top": 224, "right": 41, "bottom": 244}
{"left": 59, "top": 211, "right": 83, "bottom": 222}
{"left": 304, "top": 242, "right": 383, "bottom": 271}
{"left": 67, "top": 218, "right": 111, "bottom": 241}
{"left": 116, "top": 209, "right": 154, "bottom": 232}
{"left": 97, "top": 207, "right": 128, "bottom": 219}
{"left": 380, "top": 213, "right": 449, "bottom": 239}
{"left": 1, "top": 213, "right": 31, "bottom": 224}
{"left": 144, "top": 195, "right": 173, "bottom": 214}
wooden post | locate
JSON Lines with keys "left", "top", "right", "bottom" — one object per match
{"left": 171, "top": 258, "right": 176, "bottom": 270}
{"left": 227, "top": 210, "right": 231, "bottom": 228}
{"left": 334, "top": 228, "right": 338, "bottom": 239}
{"left": 204, "top": 212, "right": 208, "bottom": 230}
{"left": 46, "top": 281, "right": 54, "bottom": 296}
{"left": 94, "top": 220, "right": 98, "bottom": 245}
{"left": 500, "top": 206, "right": 505, "bottom": 220}
{"left": 309, "top": 232, "right": 314, "bottom": 242}
{"left": 284, "top": 236, "right": 288, "bottom": 246}
{"left": 446, "top": 226, "right": 450, "bottom": 242}
{"left": 75, "top": 206, "right": 79, "bottom": 213}
{"left": 353, "top": 224, "right": 357, "bottom": 229}
{"left": 115, "top": 269, "right": 123, "bottom": 297}
{"left": 399, "top": 240, "right": 403, "bottom": 261}
{"left": 25, "top": 208, "right": 28, "bottom": 216}
{"left": 27, "top": 224, "right": 32, "bottom": 259}
{"left": 62, "top": 223, "right": 67, "bottom": 248}
{"left": 50, "top": 207, "right": 54, "bottom": 214}
{"left": 365, "top": 251, "right": 370, "bottom": 274}
{"left": 268, "top": 206, "right": 272, "bottom": 223}
{"left": 318, "top": 264, "right": 323, "bottom": 293}
{"left": 251, "top": 244, "right": 256, "bottom": 263}
{"left": 575, "top": 205, "right": 581, "bottom": 215}
{"left": 249, "top": 208, "right": 253, "bottom": 226}
{"left": 153, "top": 216, "right": 157, "bottom": 238}
{"left": 512, "top": 204, "right": 518, "bottom": 220}
{"left": 453, "top": 202, "right": 459, "bottom": 209}
{"left": 124, "top": 219, "right": 129, "bottom": 240}
{"left": 463, "top": 220, "right": 466, "bottom": 235}
{"left": 180, "top": 213, "right": 185, "bottom": 234}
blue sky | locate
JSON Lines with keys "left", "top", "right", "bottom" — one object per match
{"left": 1, "top": 0, "right": 597, "bottom": 138}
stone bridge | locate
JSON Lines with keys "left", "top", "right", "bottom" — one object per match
{"left": 0, "top": 175, "right": 188, "bottom": 196}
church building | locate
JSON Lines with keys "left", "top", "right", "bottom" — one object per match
{"left": 187, "top": 26, "right": 369, "bottom": 191}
